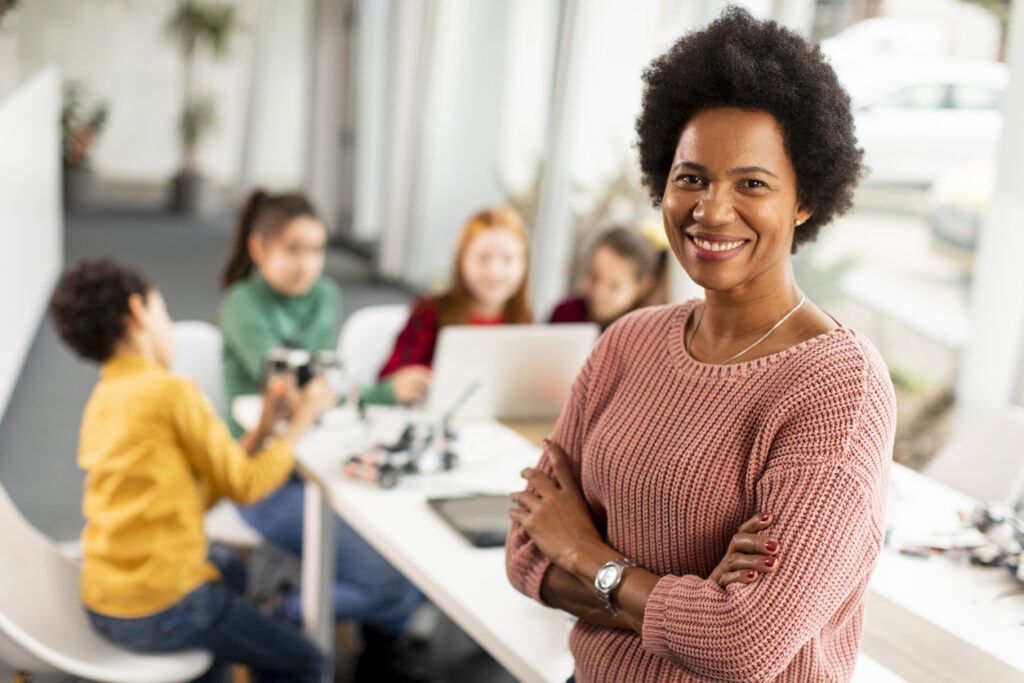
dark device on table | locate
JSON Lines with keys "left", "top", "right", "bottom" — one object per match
{"left": 428, "top": 494, "right": 512, "bottom": 548}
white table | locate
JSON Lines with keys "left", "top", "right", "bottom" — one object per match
{"left": 235, "top": 398, "right": 1024, "bottom": 682}
{"left": 236, "top": 399, "right": 575, "bottom": 683}
{"left": 865, "top": 463, "right": 1024, "bottom": 680}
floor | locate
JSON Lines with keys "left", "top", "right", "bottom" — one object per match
{"left": 0, "top": 208, "right": 515, "bottom": 682}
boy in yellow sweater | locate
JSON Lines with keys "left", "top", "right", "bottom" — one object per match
{"left": 49, "top": 259, "right": 334, "bottom": 683}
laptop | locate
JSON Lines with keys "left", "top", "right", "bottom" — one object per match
{"left": 425, "top": 323, "right": 599, "bottom": 420}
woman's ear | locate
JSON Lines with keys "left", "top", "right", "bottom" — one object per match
{"left": 248, "top": 232, "right": 265, "bottom": 266}
{"left": 794, "top": 203, "right": 814, "bottom": 227}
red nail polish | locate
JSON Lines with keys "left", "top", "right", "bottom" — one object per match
{"left": 765, "top": 541, "right": 779, "bottom": 552}
{"left": 746, "top": 571, "right": 756, "bottom": 579}
{"left": 764, "top": 557, "right": 776, "bottom": 567}
{"left": 760, "top": 514, "right": 770, "bottom": 522}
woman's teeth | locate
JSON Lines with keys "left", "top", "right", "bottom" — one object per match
{"left": 693, "top": 237, "right": 744, "bottom": 252}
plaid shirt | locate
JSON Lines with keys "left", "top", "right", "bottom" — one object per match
{"left": 378, "top": 298, "right": 507, "bottom": 378}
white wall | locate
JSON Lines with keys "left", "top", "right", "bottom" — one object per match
{"left": 403, "top": 0, "right": 511, "bottom": 289}
{"left": 0, "top": 68, "right": 62, "bottom": 420}
{"left": 12, "top": 0, "right": 310, "bottom": 189}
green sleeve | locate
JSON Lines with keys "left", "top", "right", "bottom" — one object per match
{"left": 359, "top": 379, "right": 397, "bottom": 405}
{"left": 220, "top": 288, "right": 277, "bottom": 384}
{"left": 312, "top": 279, "right": 341, "bottom": 352}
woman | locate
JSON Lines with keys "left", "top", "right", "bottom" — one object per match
{"left": 506, "top": 9, "right": 895, "bottom": 683}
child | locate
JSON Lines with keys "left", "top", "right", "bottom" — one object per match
{"left": 369, "top": 205, "right": 532, "bottom": 405}
{"left": 549, "top": 225, "right": 667, "bottom": 330}
{"left": 49, "top": 259, "right": 331, "bottom": 682}
{"left": 218, "top": 190, "right": 423, "bottom": 667}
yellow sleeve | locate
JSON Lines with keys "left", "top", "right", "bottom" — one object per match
{"left": 167, "top": 377, "right": 295, "bottom": 505}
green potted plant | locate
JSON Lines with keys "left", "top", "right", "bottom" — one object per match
{"left": 166, "top": 0, "right": 241, "bottom": 215}
{"left": 61, "top": 82, "right": 109, "bottom": 210}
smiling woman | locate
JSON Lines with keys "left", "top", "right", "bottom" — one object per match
{"left": 506, "top": 7, "right": 896, "bottom": 683}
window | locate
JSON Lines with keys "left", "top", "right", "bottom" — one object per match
{"left": 950, "top": 85, "right": 1002, "bottom": 110}
{"left": 876, "top": 83, "right": 950, "bottom": 109}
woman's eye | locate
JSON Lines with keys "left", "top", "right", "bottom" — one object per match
{"left": 677, "top": 174, "right": 703, "bottom": 186}
{"left": 741, "top": 179, "right": 767, "bottom": 189}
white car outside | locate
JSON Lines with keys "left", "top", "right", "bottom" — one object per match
{"left": 839, "top": 57, "right": 1007, "bottom": 187}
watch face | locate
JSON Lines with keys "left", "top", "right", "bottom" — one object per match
{"left": 597, "top": 565, "right": 619, "bottom": 590}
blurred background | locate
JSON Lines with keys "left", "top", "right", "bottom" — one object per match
{"left": 0, "top": 0, "right": 1021, "bottom": 677}
{"left": 1, "top": 0, "right": 1017, "bottom": 538}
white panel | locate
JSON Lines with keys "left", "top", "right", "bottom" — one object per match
{"left": 0, "top": 67, "right": 63, "bottom": 420}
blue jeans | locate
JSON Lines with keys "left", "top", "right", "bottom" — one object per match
{"left": 240, "top": 478, "right": 422, "bottom": 631}
{"left": 86, "top": 549, "right": 324, "bottom": 683}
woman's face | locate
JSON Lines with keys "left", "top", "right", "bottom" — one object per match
{"left": 250, "top": 216, "right": 327, "bottom": 297}
{"left": 584, "top": 244, "right": 649, "bottom": 325}
{"left": 661, "top": 107, "right": 811, "bottom": 295}
{"left": 460, "top": 228, "right": 527, "bottom": 311}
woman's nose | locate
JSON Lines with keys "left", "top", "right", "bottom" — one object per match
{"left": 692, "top": 193, "right": 737, "bottom": 227}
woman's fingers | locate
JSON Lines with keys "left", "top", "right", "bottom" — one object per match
{"left": 737, "top": 512, "right": 774, "bottom": 534}
{"left": 509, "top": 490, "right": 540, "bottom": 512}
{"left": 721, "top": 552, "right": 780, "bottom": 574}
{"left": 718, "top": 569, "right": 761, "bottom": 587}
{"left": 521, "top": 466, "right": 558, "bottom": 497}
{"left": 728, "top": 532, "right": 781, "bottom": 556}
{"left": 542, "top": 439, "right": 578, "bottom": 492}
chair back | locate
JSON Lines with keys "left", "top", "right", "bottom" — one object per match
{"left": 337, "top": 304, "right": 410, "bottom": 387}
{"left": 172, "top": 321, "right": 226, "bottom": 417}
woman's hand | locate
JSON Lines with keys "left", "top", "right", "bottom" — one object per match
{"left": 391, "top": 365, "right": 432, "bottom": 404}
{"left": 509, "top": 440, "right": 605, "bottom": 570}
{"left": 707, "top": 513, "right": 781, "bottom": 587}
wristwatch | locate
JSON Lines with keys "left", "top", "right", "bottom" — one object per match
{"left": 594, "top": 558, "right": 637, "bottom": 615}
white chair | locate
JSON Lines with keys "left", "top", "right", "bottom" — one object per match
{"left": 924, "top": 406, "right": 1024, "bottom": 507}
{"left": 171, "top": 321, "right": 264, "bottom": 549}
{"left": 171, "top": 320, "right": 227, "bottom": 418}
{"left": 336, "top": 304, "right": 411, "bottom": 387}
{"left": 0, "top": 479, "right": 212, "bottom": 683}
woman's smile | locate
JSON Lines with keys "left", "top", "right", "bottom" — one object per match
{"left": 686, "top": 231, "right": 751, "bottom": 262}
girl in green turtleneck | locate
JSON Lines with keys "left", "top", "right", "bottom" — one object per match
{"left": 218, "top": 191, "right": 421, "bottom": 655}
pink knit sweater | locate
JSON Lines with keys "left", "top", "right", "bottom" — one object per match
{"left": 506, "top": 300, "right": 895, "bottom": 682}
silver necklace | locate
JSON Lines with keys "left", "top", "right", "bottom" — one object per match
{"left": 686, "top": 292, "right": 806, "bottom": 365}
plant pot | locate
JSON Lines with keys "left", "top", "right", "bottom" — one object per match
{"left": 169, "top": 170, "right": 212, "bottom": 216}
{"left": 63, "top": 164, "right": 96, "bottom": 211}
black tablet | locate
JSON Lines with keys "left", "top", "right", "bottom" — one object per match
{"left": 428, "top": 494, "right": 513, "bottom": 548}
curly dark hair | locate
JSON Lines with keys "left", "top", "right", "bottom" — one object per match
{"left": 49, "top": 259, "right": 153, "bottom": 362}
{"left": 635, "top": 6, "right": 863, "bottom": 251}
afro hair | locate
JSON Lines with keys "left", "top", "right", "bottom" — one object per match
{"left": 635, "top": 6, "right": 863, "bottom": 251}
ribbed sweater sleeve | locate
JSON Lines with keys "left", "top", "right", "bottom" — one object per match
{"left": 640, "top": 350, "right": 894, "bottom": 682}
{"left": 505, "top": 331, "right": 603, "bottom": 602}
